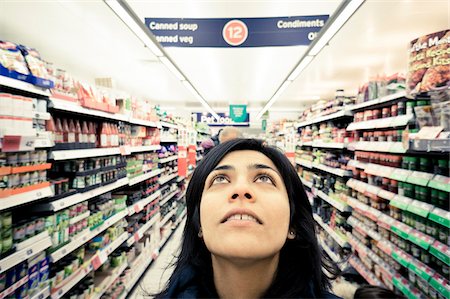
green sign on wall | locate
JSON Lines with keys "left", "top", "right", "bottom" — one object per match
{"left": 229, "top": 105, "right": 248, "bottom": 123}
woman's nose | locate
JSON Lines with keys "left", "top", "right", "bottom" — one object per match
{"left": 229, "top": 182, "right": 255, "bottom": 202}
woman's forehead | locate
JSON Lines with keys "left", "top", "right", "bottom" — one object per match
{"left": 217, "top": 150, "right": 276, "bottom": 168}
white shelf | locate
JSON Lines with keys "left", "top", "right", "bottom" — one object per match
{"left": 349, "top": 141, "right": 407, "bottom": 153}
{"left": 51, "top": 147, "right": 121, "bottom": 160}
{"left": 159, "top": 121, "right": 178, "bottom": 129}
{"left": 124, "top": 252, "right": 154, "bottom": 292}
{"left": 317, "top": 191, "right": 352, "bottom": 212}
{"left": 159, "top": 155, "right": 178, "bottom": 164}
{"left": 161, "top": 209, "right": 176, "bottom": 227}
{"left": 128, "top": 169, "right": 161, "bottom": 186}
{"left": 311, "top": 141, "right": 346, "bottom": 149}
{"left": 50, "top": 210, "right": 128, "bottom": 262}
{"left": 349, "top": 91, "right": 406, "bottom": 111}
{"left": 174, "top": 209, "right": 187, "bottom": 227}
{"left": 33, "top": 111, "right": 51, "bottom": 120}
{"left": 0, "top": 75, "right": 51, "bottom": 96}
{"left": 128, "top": 191, "right": 161, "bottom": 216}
{"left": 50, "top": 98, "right": 129, "bottom": 122}
{"left": 35, "top": 177, "right": 129, "bottom": 212}
{"left": 0, "top": 231, "right": 51, "bottom": 274}
{"left": 51, "top": 232, "right": 128, "bottom": 299}
{"left": 91, "top": 262, "right": 128, "bottom": 299}
{"left": 295, "top": 158, "right": 313, "bottom": 169}
{"left": 318, "top": 238, "right": 345, "bottom": 270}
{"left": 30, "top": 285, "right": 51, "bottom": 299}
{"left": 313, "top": 214, "right": 349, "bottom": 248}
{"left": 0, "top": 185, "right": 54, "bottom": 211}
{"left": 0, "top": 275, "right": 29, "bottom": 299}
{"left": 159, "top": 173, "right": 178, "bottom": 185}
{"left": 126, "top": 215, "right": 159, "bottom": 247}
{"left": 69, "top": 211, "right": 90, "bottom": 225}
{"left": 296, "top": 109, "right": 353, "bottom": 128}
{"left": 34, "top": 137, "right": 54, "bottom": 148}
{"left": 347, "top": 114, "right": 413, "bottom": 131}
{"left": 160, "top": 137, "right": 178, "bottom": 143}
{"left": 299, "top": 176, "right": 313, "bottom": 189}
{"left": 160, "top": 190, "right": 178, "bottom": 207}
{"left": 129, "top": 117, "right": 158, "bottom": 127}
{"left": 313, "top": 163, "right": 353, "bottom": 177}
{"left": 128, "top": 145, "right": 161, "bottom": 153}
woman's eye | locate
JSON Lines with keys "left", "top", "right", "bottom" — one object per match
{"left": 212, "top": 175, "right": 229, "bottom": 185}
{"left": 255, "top": 175, "right": 274, "bottom": 185}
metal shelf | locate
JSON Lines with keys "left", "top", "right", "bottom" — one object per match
{"left": 91, "top": 262, "right": 128, "bottom": 299}
{"left": 349, "top": 91, "right": 406, "bottom": 111}
{"left": 126, "top": 215, "right": 159, "bottom": 247}
{"left": 34, "top": 178, "right": 129, "bottom": 212}
{"left": 128, "top": 169, "right": 161, "bottom": 186}
{"left": 127, "top": 145, "right": 161, "bottom": 153}
{"left": 296, "top": 109, "right": 353, "bottom": 128}
{"left": 0, "top": 185, "right": 53, "bottom": 211}
{"left": 159, "top": 121, "right": 178, "bottom": 129}
{"left": 295, "top": 158, "right": 313, "bottom": 169}
{"left": 159, "top": 155, "right": 178, "bottom": 164}
{"left": 128, "top": 191, "right": 161, "bottom": 216}
{"left": 0, "top": 75, "right": 51, "bottom": 96}
{"left": 50, "top": 147, "right": 121, "bottom": 160}
{"left": 159, "top": 173, "right": 178, "bottom": 185}
{"left": 0, "top": 231, "right": 51, "bottom": 274}
{"left": 347, "top": 114, "right": 413, "bottom": 131}
{"left": 313, "top": 214, "right": 349, "bottom": 248}
{"left": 50, "top": 210, "right": 128, "bottom": 262}
{"left": 160, "top": 190, "right": 178, "bottom": 207}
{"left": 50, "top": 97, "right": 128, "bottom": 122}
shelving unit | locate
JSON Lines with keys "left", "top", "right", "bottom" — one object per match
{"left": 91, "top": 261, "right": 128, "bottom": 299}
{"left": 313, "top": 214, "right": 349, "bottom": 248}
{"left": 128, "top": 169, "right": 161, "bottom": 186}
{"left": 128, "top": 191, "right": 161, "bottom": 216}
{"left": 126, "top": 214, "right": 159, "bottom": 246}
{"left": 0, "top": 185, "right": 54, "bottom": 211}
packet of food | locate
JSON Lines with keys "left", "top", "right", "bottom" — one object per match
{"left": 0, "top": 40, "right": 29, "bottom": 75}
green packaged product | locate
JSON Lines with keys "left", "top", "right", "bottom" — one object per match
{"left": 2, "top": 229, "right": 12, "bottom": 253}
{"left": 430, "top": 189, "right": 439, "bottom": 206}
{"left": 1, "top": 212, "right": 12, "bottom": 230}
{"left": 409, "top": 157, "right": 418, "bottom": 171}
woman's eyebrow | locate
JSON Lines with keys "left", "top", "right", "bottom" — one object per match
{"left": 249, "top": 164, "right": 280, "bottom": 176}
{"left": 213, "top": 165, "right": 234, "bottom": 171}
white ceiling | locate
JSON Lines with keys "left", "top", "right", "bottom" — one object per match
{"left": 0, "top": 0, "right": 449, "bottom": 116}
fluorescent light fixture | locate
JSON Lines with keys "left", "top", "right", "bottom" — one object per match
{"left": 309, "top": 0, "right": 364, "bottom": 56}
{"left": 287, "top": 55, "right": 314, "bottom": 81}
{"left": 182, "top": 81, "right": 220, "bottom": 120}
{"left": 256, "top": 81, "right": 291, "bottom": 120}
{"left": 104, "top": 0, "right": 163, "bottom": 57}
{"left": 256, "top": 0, "right": 365, "bottom": 119}
{"left": 160, "top": 57, "right": 185, "bottom": 81}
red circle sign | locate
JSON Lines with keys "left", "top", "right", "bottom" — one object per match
{"left": 222, "top": 20, "right": 248, "bottom": 46}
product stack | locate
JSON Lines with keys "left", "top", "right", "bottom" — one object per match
{"left": 0, "top": 39, "right": 193, "bottom": 299}
{"left": 296, "top": 74, "right": 449, "bottom": 298}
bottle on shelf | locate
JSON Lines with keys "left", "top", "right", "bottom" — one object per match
{"left": 81, "top": 121, "right": 89, "bottom": 143}
{"left": 75, "top": 119, "right": 82, "bottom": 143}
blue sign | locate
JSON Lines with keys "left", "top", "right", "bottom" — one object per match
{"left": 194, "top": 113, "right": 250, "bottom": 127}
{"left": 145, "top": 15, "right": 328, "bottom": 48}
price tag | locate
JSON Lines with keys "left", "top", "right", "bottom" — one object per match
{"left": 134, "top": 205, "right": 141, "bottom": 214}
{"left": 407, "top": 200, "right": 432, "bottom": 218}
{"left": 428, "top": 175, "right": 450, "bottom": 193}
{"left": 430, "top": 274, "right": 450, "bottom": 299}
{"left": 378, "top": 189, "right": 395, "bottom": 201}
{"left": 365, "top": 185, "right": 380, "bottom": 196}
{"left": 390, "top": 195, "right": 412, "bottom": 210}
{"left": 407, "top": 171, "right": 433, "bottom": 186}
{"left": 428, "top": 207, "right": 450, "bottom": 229}
{"left": 134, "top": 233, "right": 140, "bottom": 242}
{"left": 389, "top": 142, "right": 407, "bottom": 153}
{"left": 429, "top": 241, "right": 450, "bottom": 265}
{"left": 389, "top": 168, "right": 411, "bottom": 182}
{"left": 2, "top": 135, "right": 35, "bottom": 152}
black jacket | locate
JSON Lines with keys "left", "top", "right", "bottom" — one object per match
{"left": 161, "top": 266, "right": 342, "bottom": 299}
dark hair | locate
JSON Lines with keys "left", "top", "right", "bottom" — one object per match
{"left": 353, "top": 285, "right": 407, "bottom": 299}
{"left": 157, "top": 138, "right": 338, "bottom": 298}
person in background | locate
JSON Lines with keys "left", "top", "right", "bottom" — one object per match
{"left": 353, "top": 285, "right": 407, "bottom": 299}
{"left": 218, "top": 126, "right": 242, "bottom": 143}
{"left": 201, "top": 127, "right": 242, "bottom": 155}
{"left": 156, "top": 139, "right": 340, "bottom": 298}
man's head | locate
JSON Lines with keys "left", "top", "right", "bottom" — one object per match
{"left": 219, "top": 126, "right": 242, "bottom": 143}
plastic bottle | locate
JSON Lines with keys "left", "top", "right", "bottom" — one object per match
{"left": 88, "top": 122, "right": 96, "bottom": 145}
{"left": 62, "top": 118, "right": 70, "bottom": 143}
{"left": 81, "top": 121, "right": 89, "bottom": 144}
{"left": 46, "top": 116, "right": 57, "bottom": 143}
{"left": 75, "top": 120, "right": 82, "bottom": 143}
{"left": 100, "top": 122, "right": 108, "bottom": 147}
{"left": 54, "top": 118, "right": 64, "bottom": 143}
{"left": 68, "top": 119, "right": 76, "bottom": 143}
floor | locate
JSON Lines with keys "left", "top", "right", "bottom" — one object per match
{"left": 129, "top": 220, "right": 185, "bottom": 299}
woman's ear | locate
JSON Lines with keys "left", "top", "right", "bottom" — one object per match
{"left": 287, "top": 229, "right": 296, "bottom": 240}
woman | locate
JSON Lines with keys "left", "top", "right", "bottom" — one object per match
{"left": 157, "top": 139, "right": 340, "bottom": 298}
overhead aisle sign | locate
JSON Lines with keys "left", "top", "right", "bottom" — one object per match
{"left": 145, "top": 15, "right": 329, "bottom": 47}
{"left": 194, "top": 112, "right": 250, "bottom": 127}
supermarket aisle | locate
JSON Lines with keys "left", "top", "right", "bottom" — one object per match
{"left": 129, "top": 219, "right": 185, "bottom": 299}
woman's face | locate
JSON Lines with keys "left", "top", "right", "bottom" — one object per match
{"left": 200, "top": 150, "right": 291, "bottom": 261}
